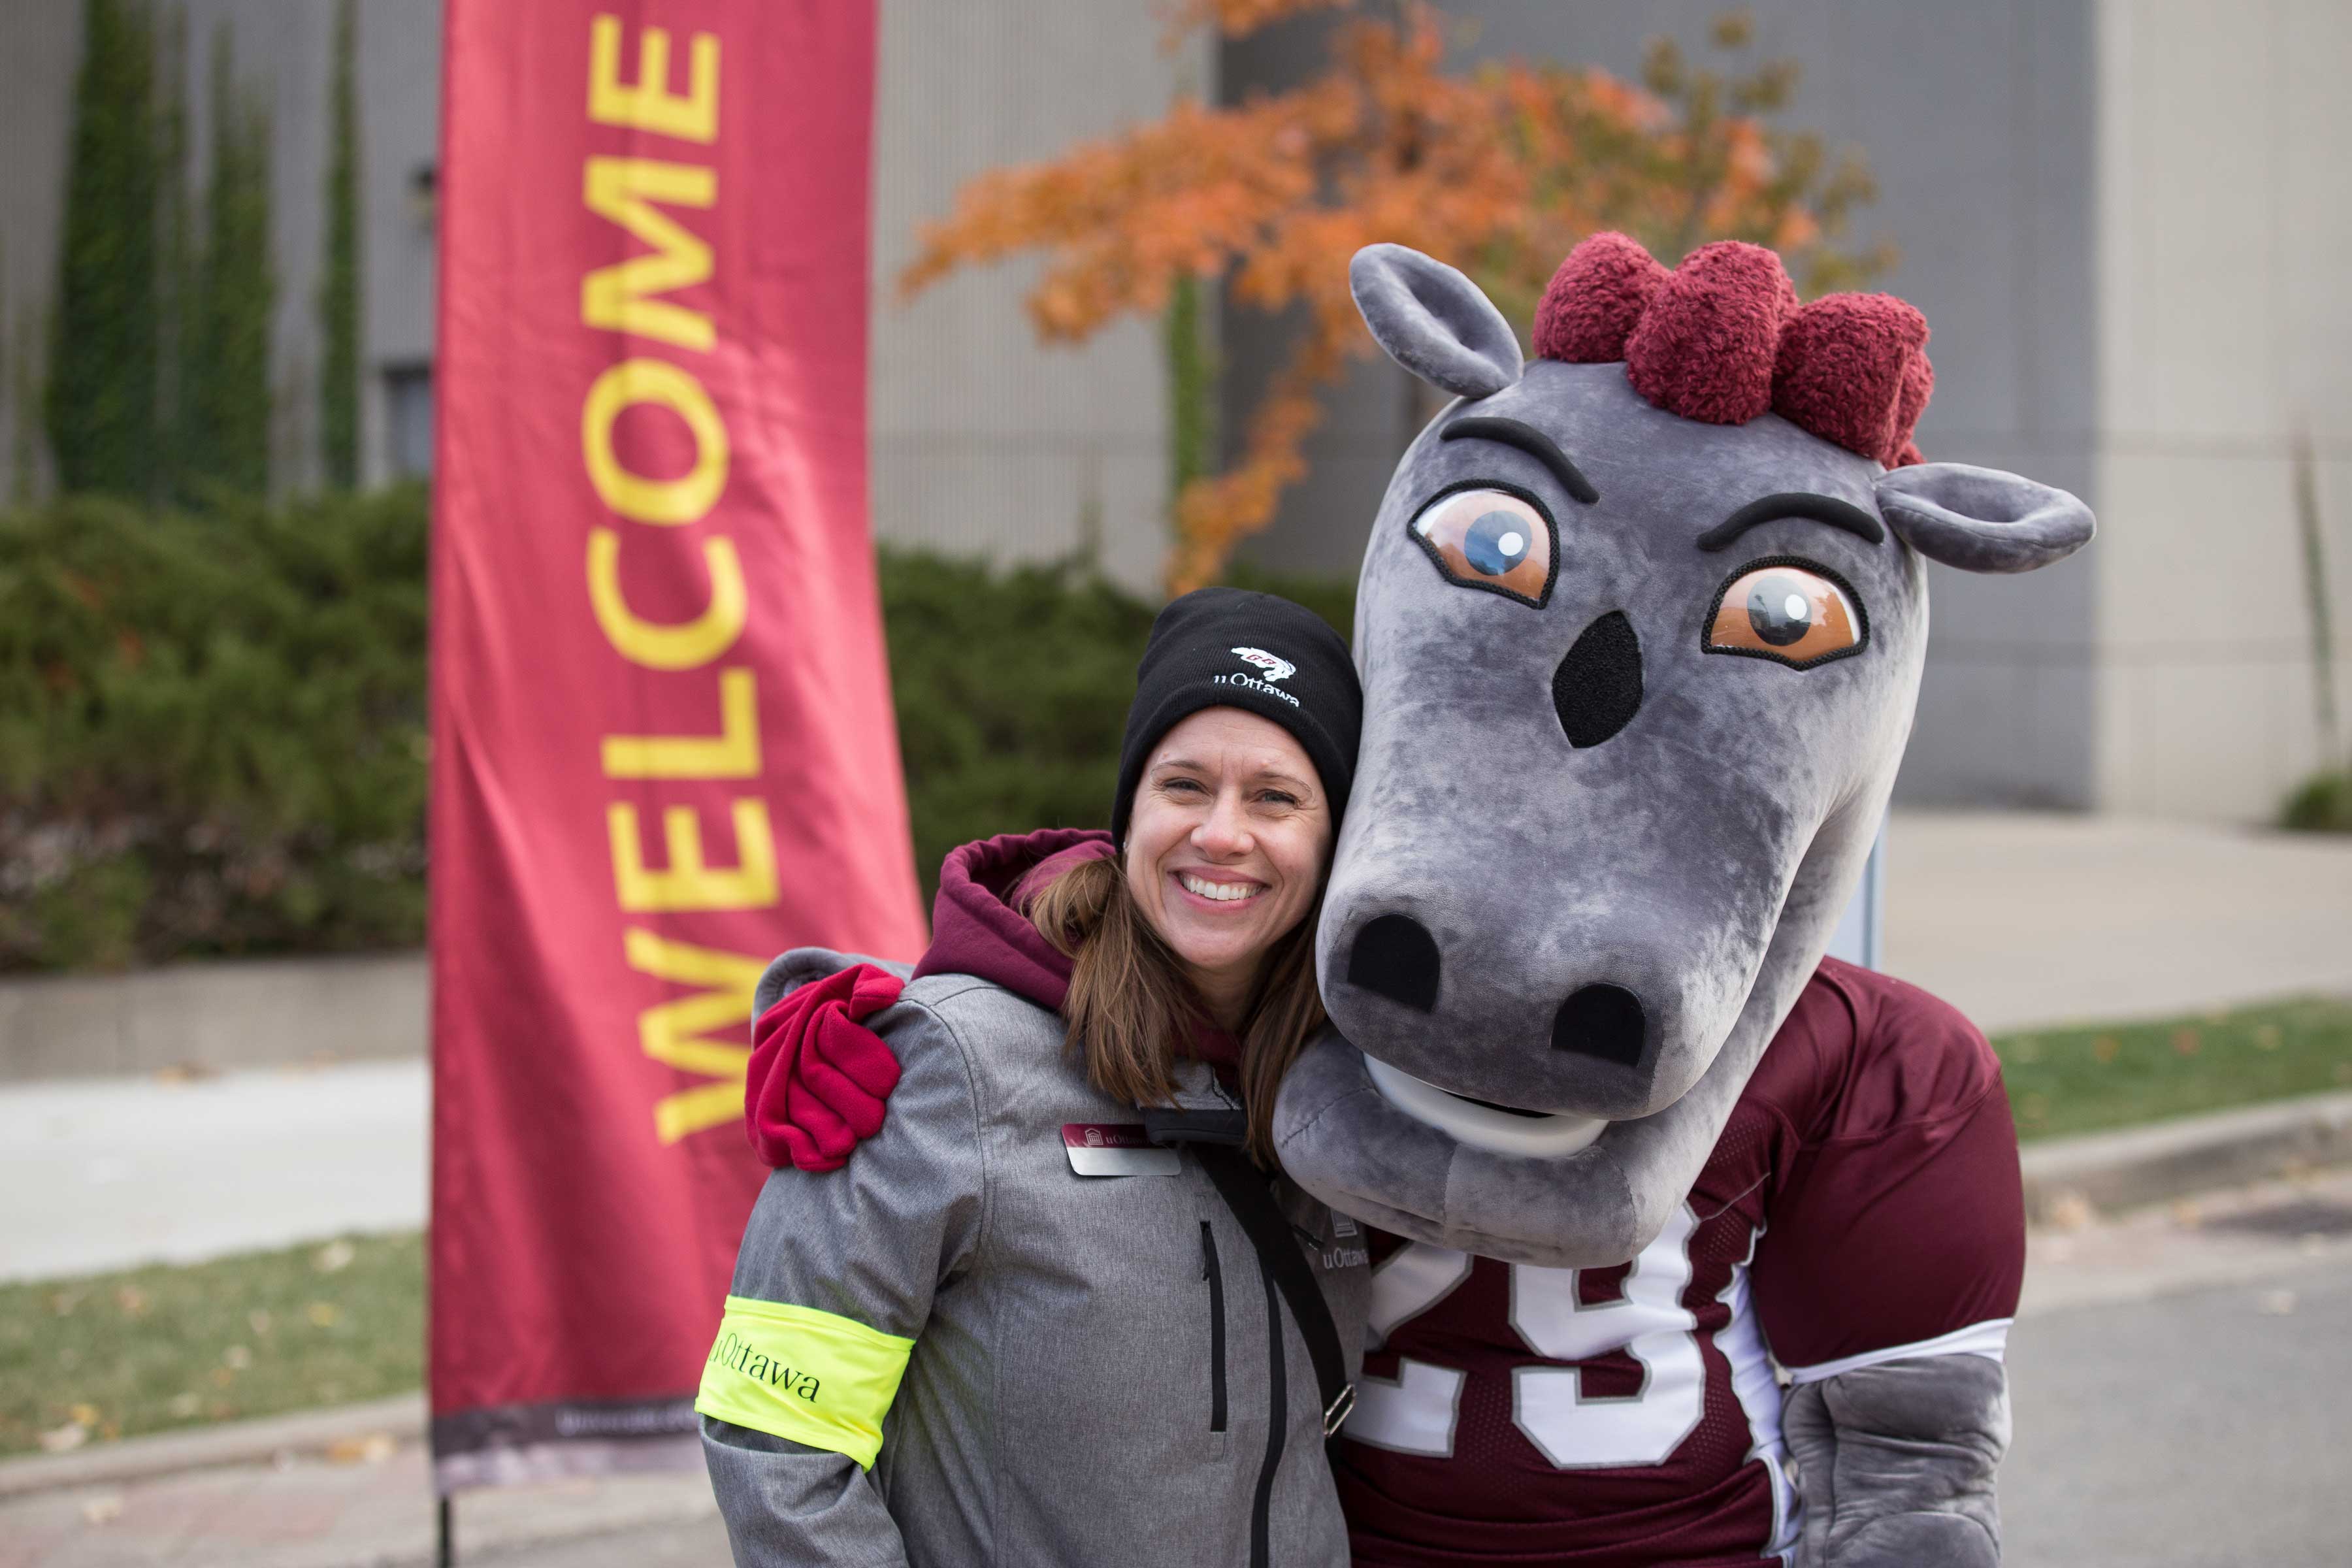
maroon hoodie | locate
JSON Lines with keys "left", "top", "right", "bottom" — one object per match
{"left": 909, "top": 828, "right": 1117, "bottom": 1010}
{"left": 745, "top": 829, "right": 1239, "bottom": 1171}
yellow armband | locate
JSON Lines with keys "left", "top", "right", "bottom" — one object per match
{"left": 694, "top": 1296, "right": 915, "bottom": 1469}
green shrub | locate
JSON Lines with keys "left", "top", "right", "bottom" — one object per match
{"left": 0, "top": 487, "right": 427, "bottom": 969}
{"left": 0, "top": 493, "right": 1359, "bottom": 968}
{"left": 2281, "top": 769, "right": 2352, "bottom": 834}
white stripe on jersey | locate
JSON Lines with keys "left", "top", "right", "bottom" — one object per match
{"left": 1714, "top": 1227, "right": 1800, "bottom": 1561}
{"left": 1780, "top": 1316, "right": 2014, "bottom": 1386}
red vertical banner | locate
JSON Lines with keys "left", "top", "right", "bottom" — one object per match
{"left": 428, "top": 0, "right": 922, "bottom": 1490}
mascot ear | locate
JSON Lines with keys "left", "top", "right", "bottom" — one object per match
{"left": 1350, "top": 244, "right": 1524, "bottom": 400}
{"left": 1874, "top": 462, "right": 2096, "bottom": 574}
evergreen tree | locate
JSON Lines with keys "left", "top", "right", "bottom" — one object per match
{"left": 184, "top": 26, "right": 275, "bottom": 500}
{"left": 318, "top": 0, "right": 361, "bottom": 489}
{"left": 12, "top": 305, "right": 43, "bottom": 505}
{"left": 46, "top": 0, "right": 161, "bottom": 500}
{"left": 154, "top": 3, "right": 193, "bottom": 504}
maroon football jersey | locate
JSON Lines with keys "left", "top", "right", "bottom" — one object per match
{"left": 1338, "top": 958, "right": 2026, "bottom": 1567}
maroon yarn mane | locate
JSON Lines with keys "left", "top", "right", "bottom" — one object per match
{"left": 1531, "top": 232, "right": 1933, "bottom": 468}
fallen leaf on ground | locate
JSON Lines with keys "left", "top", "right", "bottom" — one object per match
{"left": 223, "top": 1345, "right": 252, "bottom": 1369}
{"left": 69, "top": 1402, "right": 99, "bottom": 1425}
{"left": 306, "top": 1301, "right": 341, "bottom": 1328}
{"left": 2048, "top": 1192, "right": 2095, "bottom": 1232}
{"left": 249, "top": 1309, "right": 274, "bottom": 1336}
{"left": 327, "top": 1433, "right": 397, "bottom": 1465}
{"left": 313, "top": 1239, "right": 357, "bottom": 1273}
{"left": 80, "top": 1494, "right": 124, "bottom": 1525}
{"left": 2091, "top": 1036, "right": 2120, "bottom": 1064}
{"left": 39, "top": 1422, "right": 88, "bottom": 1454}
{"left": 114, "top": 1286, "right": 148, "bottom": 1316}
{"left": 2258, "top": 1290, "right": 2296, "bottom": 1316}
{"left": 169, "top": 1393, "right": 203, "bottom": 1418}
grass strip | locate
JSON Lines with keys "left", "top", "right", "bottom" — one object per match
{"left": 0, "top": 1231, "right": 421, "bottom": 1460}
{"left": 1994, "top": 995, "right": 2352, "bottom": 1142}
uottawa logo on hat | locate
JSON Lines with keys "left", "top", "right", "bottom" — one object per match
{"left": 1232, "top": 647, "right": 1296, "bottom": 683}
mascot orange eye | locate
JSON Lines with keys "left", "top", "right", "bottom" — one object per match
{"left": 1409, "top": 487, "right": 1556, "bottom": 608}
{"left": 1705, "top": 561, "right": 1867, "bottom": 669}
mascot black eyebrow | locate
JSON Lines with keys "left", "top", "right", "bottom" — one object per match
{"left": 1275, "top": 233, "right": 2089, "bottom": 1566}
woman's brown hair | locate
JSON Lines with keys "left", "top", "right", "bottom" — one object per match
{"left": 1026, "top": 854, "right": 1326, "bottom": 1167}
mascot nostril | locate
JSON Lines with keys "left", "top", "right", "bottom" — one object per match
{"left": 1550, "top": 983, "right": 1647, "bottom": 1066}
{"left": 1552, "top": 610, "right": 1643, "bottom": 747}
{"left": 1346, "top": 913, "right": 1443, "bottom": 1012}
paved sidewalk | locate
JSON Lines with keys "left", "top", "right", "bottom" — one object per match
{"left": 0, "top": 1446, "right": 717, "bottom": 1568}
{"left": 1882, "top": 810, "right": 2352, "bottom": 1034}
{"left": 2004, "top": 1168, "right": 2352, "bottom": 1567}
{"left": 0, "top": 1062, "right": 425, "bottom": 1284}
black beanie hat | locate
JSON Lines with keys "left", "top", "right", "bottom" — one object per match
{"left": 1110, "top": 587, "right": 1362, "bottom": 844}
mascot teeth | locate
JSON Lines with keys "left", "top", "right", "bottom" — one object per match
{"left": 1364, "top": 1054, "right": 1607, "bottom": 1157}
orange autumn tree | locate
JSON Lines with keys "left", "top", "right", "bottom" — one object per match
{"left": 902, "top": 3, "right": 1892, "bottom": 593}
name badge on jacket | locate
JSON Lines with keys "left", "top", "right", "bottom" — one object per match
{"left": 1063, "top": 1122, "right": 1181, "bottom": 1177}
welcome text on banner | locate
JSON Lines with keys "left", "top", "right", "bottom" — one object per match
{"left": 428, "top": 0, "right": 922, "bottom": 1491}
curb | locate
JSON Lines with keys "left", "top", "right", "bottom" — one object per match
{"left": 0, "top": 1392, "right": 423, "bottom": 1499}
{"left": 2019, "top": 1090, "right": 2352, "bottom": 1224}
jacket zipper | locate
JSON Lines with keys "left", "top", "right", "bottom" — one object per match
{"left": 1248, "top": 1266, "right": 1286, "bottom": 1568}
{"left": 1200, "top": 1221, "right": 1227, "bottom": 1433}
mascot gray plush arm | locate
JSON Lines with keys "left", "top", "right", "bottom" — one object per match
{"left": 1274, "top": 239, "right": 2088, "bottom": 1567}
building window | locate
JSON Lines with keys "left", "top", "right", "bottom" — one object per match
{"left": 385, "top": 364, "right": 432, "bottom": 479}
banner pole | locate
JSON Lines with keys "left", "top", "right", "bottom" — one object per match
{"left": 437, "top": 1496, "right": 454, "bottom": 1567}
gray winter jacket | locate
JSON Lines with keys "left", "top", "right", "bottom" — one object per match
{"left": 699, "top": 947, "right": 1372, "bottom": 1567}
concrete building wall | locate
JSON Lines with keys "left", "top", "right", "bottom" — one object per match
{"left": 352, "top": 0, "right": 440, "bottom": 487}
{"left": 2089, "top": 0, "right": 2352, "bottom": 818}
{"left": 1224, "top": 0, "right": 2106, "bottom": 809}
{"left": 868, "top": 2, "right": 1202, "bottom": 592}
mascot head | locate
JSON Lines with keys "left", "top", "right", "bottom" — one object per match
{"left": 1272, "top": 234, "right": 2093, "bottom": 1267}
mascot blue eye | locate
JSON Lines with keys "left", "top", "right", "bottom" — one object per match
{"left": 1706, "top": 563, "right": 1864, "bottom": 670}
{"left": 1463, "top": 512, "right": 1531, "bottom": 576}
{"left": 1409, "top": 487, "right": 1554, "bottom": 607}
{"left": 1744, "top": 575, "right": 1815, "bottom": 647}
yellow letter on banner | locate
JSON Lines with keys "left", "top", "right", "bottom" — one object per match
{"left": 582, "top": 157, "right": 717, "bottom": 351}
{"left": 603, "top": 667, "right": 760, "bottom": 779}
{"left": 582, "top": 359, "right": 730, "bottom": 525}
{"left": 609, "top": 798, "right": 779, "bottom": 913}
{"left": 588, "top": 16, "right": 719, "bottom": 142}
{"left": 586, "top": 527, "right": 745, "bottom": 670}
{"left": 625, "top": 927, "right": 764, "bottom": 1143}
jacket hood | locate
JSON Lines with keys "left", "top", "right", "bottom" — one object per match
{"left": 910, "top": 828, "right": 1117, "bottom": 1011}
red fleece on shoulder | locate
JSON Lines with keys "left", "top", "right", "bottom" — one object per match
{"left": 745, "top": 963, "right": 905, "bottom": 1173}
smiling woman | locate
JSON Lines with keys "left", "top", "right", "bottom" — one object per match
{"left": 699, "top": 587, "right": 1376, "bottom": 1568}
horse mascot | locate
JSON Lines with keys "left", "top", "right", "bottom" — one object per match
{"left": 732, "top": 233, "right": 2093, "bottom": 1567}
{"left": 1273, "top": 232, "right": 2091, "bottom": 1566}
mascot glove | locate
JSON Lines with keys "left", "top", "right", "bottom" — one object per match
{"left": 744, "top": 963, "right": 904, "bottom": 1171}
